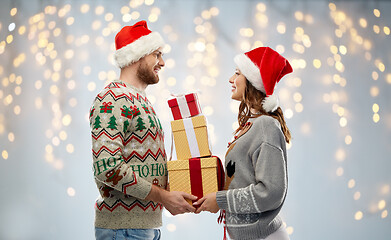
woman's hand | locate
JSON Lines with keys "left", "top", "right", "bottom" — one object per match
{"left": 193, "top": 192, "right": 220, "bottom": 214}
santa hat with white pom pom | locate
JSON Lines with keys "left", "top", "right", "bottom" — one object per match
{"left": 234, "top": 47, "right": 293, "bottom": 112}
{"left": 114, "top": 20, "right": 165, "bottom": 68}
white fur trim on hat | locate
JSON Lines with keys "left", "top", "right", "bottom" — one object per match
{"left": 234, "top": 53, "right": 265, "bottom": 93}
{"left": 114, "top": 32, "right": 165, "bottom": 68}
{"left": 262, "top": 94, "right": 279, "bottom": 112}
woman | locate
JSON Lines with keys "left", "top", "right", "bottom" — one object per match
{"left": 194, "top": 47, "right": 292, "bottom": 240}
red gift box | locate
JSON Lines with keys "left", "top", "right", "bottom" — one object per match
{"left": 168, "top": 93, "right": 202, "bottom": 120}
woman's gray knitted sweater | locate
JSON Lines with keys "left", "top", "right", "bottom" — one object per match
{"left": 216, "top": 115, "right": 288, "bottom": 240}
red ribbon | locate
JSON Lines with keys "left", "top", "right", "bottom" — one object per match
{"left": 218, "top": 210, "right": 227, "bottom": 240}
{"left": 189, "top": 158, "right": 204, "bottom": 201}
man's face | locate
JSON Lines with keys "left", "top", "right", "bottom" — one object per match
{"left": 137, "top": 49, "right": 165, "bottom": 85}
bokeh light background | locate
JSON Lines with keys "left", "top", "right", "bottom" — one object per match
{"left": 1, "top": 0, "right": 390, "bottom": 239}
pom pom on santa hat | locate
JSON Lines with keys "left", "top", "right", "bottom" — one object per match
{"left": 234, "top": 47, "right": 293, "bottom": 112}
{"left": 114, "top": 20, "right": 165, "bottom": 68}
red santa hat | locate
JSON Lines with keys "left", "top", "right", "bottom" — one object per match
{"left": 114, "top": 20, "right": 165, "bottom": 68}
{"left": 234, "top": 47, "right": 293, "bottom": 112}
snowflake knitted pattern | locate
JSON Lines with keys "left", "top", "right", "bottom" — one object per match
{"left": 90, "top": 79, "right": 167, "bottom": 229}
{"left": 216, "top": 115, "right": 288, "bottom": 240}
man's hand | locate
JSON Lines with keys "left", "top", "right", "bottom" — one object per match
{"left": 193, "top": 192, "right": 219, "bottom": 214}
{"left": 161, "top": 191, "right": 197, "bottom": 215}
{"left": 145, "top": 185, "right": 197, "bottom": 215}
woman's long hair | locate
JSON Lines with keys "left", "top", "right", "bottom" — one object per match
{"left": 236, "top": 80, "right": 291, "bottom": 143}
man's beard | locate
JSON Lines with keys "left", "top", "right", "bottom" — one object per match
{"left": 137, "top": 60, "right": 159, "bottom": 85}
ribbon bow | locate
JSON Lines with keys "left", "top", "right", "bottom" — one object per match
{"left": 102, "top": 102, "right": 112, "bottom": 107}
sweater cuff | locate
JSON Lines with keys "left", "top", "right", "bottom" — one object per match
{"left": 216, "top": 190, "right": 229, "bottom": 210}
{"left": 124, "top": 177, "right": 153, "bottom": 200}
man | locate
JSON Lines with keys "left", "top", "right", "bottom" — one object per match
{"left": 90, "top": 20, "right": 197, "bottom": 240}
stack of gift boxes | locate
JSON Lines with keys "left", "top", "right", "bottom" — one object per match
{"left": 167, "top": 93, "right": 224, "bottom": 204}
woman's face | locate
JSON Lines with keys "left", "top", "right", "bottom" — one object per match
{"left": 229, "top": 69, "right": 247, "bottom": 101}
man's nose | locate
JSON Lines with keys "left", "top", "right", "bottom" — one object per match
{"left": 159, "top": 57, "right": 165, "bottom": 67}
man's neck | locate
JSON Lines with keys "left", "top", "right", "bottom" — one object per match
{"left": 119, "top": 64, "right": 147, "bottom": 91}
